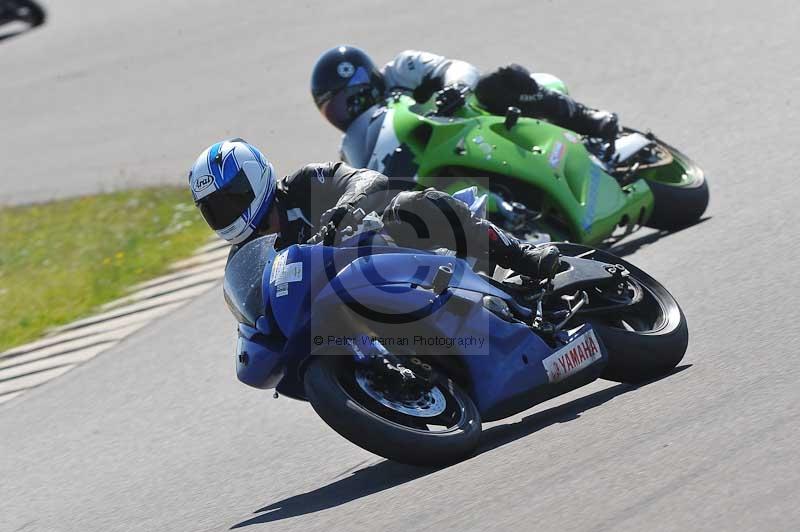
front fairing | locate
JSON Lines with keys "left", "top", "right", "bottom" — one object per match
{"left": 269, "top": 244, "right": 397, "bottom": 338}
{"left": 267, "top": 243, "right": 509, "bottom": 339}
{"left": 236, "top": 243, "right": 423, "bottom": 393}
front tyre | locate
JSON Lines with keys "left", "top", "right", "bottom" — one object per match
{"left": 304, "top": 355, "right": 482, "bottom": 466}
{"left": 633, "top": 130, "right": 709, "bottom": 230}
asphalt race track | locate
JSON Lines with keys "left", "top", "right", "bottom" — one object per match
{"left": 2, "top": 1, "right": 800, "bottom": 530}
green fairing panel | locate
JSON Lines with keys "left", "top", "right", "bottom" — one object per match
{"left": 387, "top": 95, "right": 652, "bottom": 244}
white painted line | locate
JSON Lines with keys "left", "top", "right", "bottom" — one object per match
{"left": 1, "top": 338, "right": 112, "bottom": 369}
{"left": 129, "top": 259, "right": 226, "bottom": 292}
{"left": 0, "top": 390, "right": 25, "bottom": 405}
{"left": 1, "top": 327, "right": 125, "bottom": 360}
{"left": 46, "top": 300, "right": 186, "bottom": 339}
{"left": 3, "top": 301, "right": 186, "bottom": 358}
{"left": 194, "top": 238, "right": 229, "bottom": 255}
{"left": 102, "top": 273, "right": 221, "bottom": 311}
{"left": 0, "top": 365, "right": 76, "bottom": 396}
{"left": 169, "top": 247, "right": 229, "bottom": 271}
{"left": 52, "top": 283, "right": 217, "bottom": 333}
{"left": 0, "top": 323, "right": 144, "bottom": 368}
{"left": 0, "top": 343, "right": 113, "bottom": 381}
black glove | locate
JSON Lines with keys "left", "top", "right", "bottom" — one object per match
{"left": 587, "top": 109, "right": 620, "bottom": 142}
{"left": 306, "top": 221, "right": 338, "bottom": 246}
{"left": 319, "top": 203, "right": 355, "bottom": 228}
{"left": 434, "top": 84, "right": 469, "bottom": 116}
{"left": 308, "top": 203, "right": 365, "bottom": 245}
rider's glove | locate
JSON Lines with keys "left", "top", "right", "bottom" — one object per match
{"left": 319, "top": 201, "right": 367, "bottom": 230}
{"left": 308, "top": 203, "right": 366, "bottom": 246}
{"left": 588, "top": 109, "right": 620, "bottom": 142}
{"left": 434, "top": 84, "right": 469, "bottom": 116}
{"left": 306, "top": 221, "right": 338, "bottom": 246}
{"left": 319, "top": 203, "right": 354, "bottom": 228}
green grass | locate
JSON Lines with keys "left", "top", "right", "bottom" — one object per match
{"left": 0, "top": 187, "right": 213, "bottom": 352}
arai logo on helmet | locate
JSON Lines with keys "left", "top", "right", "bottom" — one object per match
{"left": 337, "top": 61, "right": 355, "bottom": 78}
{"left": 192, "top": 174, "right": 214, "bottom": 193}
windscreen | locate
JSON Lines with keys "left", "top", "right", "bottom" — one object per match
{"left": 223, "top": 234, "right": 278, "bottom": 325}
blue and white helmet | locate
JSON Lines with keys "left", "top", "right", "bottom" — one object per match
{"left": 188, "top": 139, "right": 277, "bottom": 244}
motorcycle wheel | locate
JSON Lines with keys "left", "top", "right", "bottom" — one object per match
{"left": 555, "top": 244, "right": 689, "bottom": 383}
{"left": 304, "top": 353, "right": 481, "bottom": 466}
{"left": 629, "top": 130, "right": 709, "bottom": 230}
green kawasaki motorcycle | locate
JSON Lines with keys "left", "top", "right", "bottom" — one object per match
{"left": 340, "top": 75, "right": 708, "bottom": 245}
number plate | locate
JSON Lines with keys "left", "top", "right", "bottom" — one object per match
{"left": 542, "top": 328, "right": 603, "bottom": 383}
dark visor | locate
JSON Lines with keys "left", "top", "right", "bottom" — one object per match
{"left": 320, "top": 84, "right": 374, "bottom": 131}
{"left": 196, "top": 168, "right": 255, "bottom": 230}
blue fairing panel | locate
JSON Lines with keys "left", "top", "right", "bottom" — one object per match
{"left": 465, "top": 324, "right": 609, "bottom": 421}
{"left": 267, "top": 245, "right": 311, "bottom": 340}
{"left": 268, "top": 243, "right": 509, "bottom": 340}
{"left": 235, "top": 323, "right": 286, "bottom": 389}
{"left": 315, "top": 251, "right": 511, "bottom": 304}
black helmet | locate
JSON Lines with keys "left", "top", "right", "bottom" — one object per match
{"left": 311, "top": 45, "right": 384, "bottom": 131}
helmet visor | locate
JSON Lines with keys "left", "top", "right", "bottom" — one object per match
{"left": 319, "top": 84, "right": 375, "bottom": 131}
{"left": 196, "top": 169, "right": 255, "bottom": 230}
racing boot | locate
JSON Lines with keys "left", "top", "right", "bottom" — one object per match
{"left": 511, "top": 242, "right": 561, "bottom": 280}
{"left": 483, "top": 220, "right": 560, "bottom": 280}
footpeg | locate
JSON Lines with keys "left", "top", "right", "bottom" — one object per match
{"left": 555, "top": 290, "right": 589, "bottom": 332}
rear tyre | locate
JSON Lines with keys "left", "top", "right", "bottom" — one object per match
{"left": 304, "top": 354, "right": 482, "bottom": 466}
{"left": 555, "top": 244, "right": 689, "bottom": 383}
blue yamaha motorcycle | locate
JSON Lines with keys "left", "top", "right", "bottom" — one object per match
{"left": 225, "top": 227, "right": 687, "bottom": 466}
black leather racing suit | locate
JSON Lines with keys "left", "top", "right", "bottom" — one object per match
{"left": 377, "top": 50, "right": 617, "bottom": 140}
{"left": 230, "top": 162, "right": 557, "bottom": 278}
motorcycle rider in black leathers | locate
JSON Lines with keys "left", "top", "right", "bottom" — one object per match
{"left": 310, "top": 46, "right": 619, "bottom": 144}
{"left": 188, "top": 140, "right": 560, "bottom": 279}
{"left": 302, "top": 48, "right": 617, "bottom": 257}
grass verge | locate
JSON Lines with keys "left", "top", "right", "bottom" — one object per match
{"left": 0, "top": 187, "right": 213, "bottom": 352}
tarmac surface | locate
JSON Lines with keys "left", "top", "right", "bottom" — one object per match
{"left": 2, "top": 1, "right": 800, "bottom": 530}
